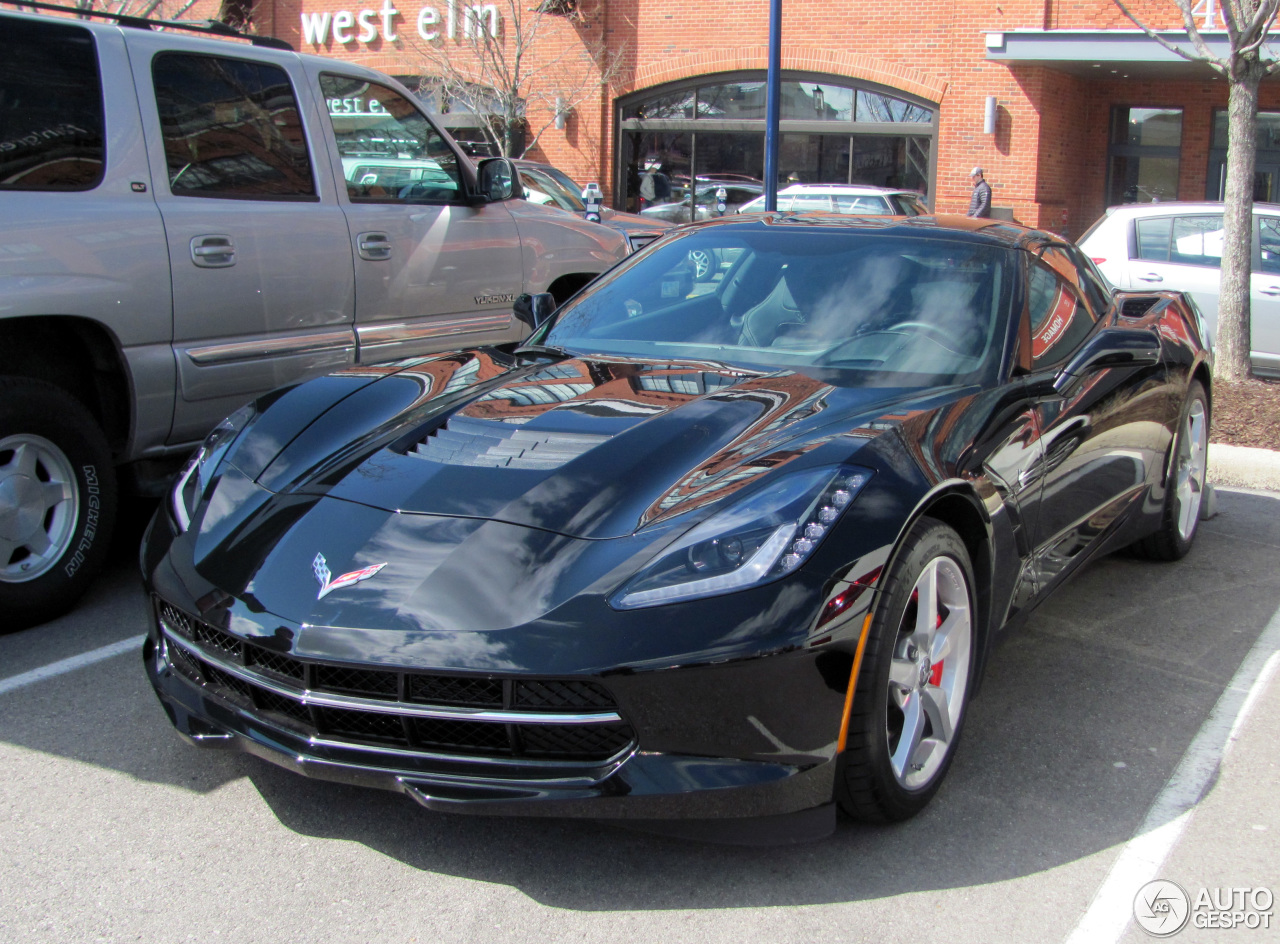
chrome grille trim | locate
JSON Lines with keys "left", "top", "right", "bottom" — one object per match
{"left": 159, "top": 624, "right": 622, "bottom": 725}
{"left": 302, "top": 736, "right": 623, "bottom": 779}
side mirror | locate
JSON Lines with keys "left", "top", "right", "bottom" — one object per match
{"left": 474, "top": 157, "right": 520, "bottom": 204}
{"left": 1030, "top": 326, "right": 1161, "bottom": 397}
{"left": 514, "top": 292, "right": 555, "bottom": 330}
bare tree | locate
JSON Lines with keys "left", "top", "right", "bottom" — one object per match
{"left": 405, "top": 0, "right": 622, "bottom": 158}
{"left": 1113, "top": 0, "right": 1280, "bottom": 382}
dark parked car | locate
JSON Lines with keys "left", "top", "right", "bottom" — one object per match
{"left": 142, "top": 214, "right": 1211, "bottom": 836}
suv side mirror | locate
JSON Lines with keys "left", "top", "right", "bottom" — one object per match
{"left": 473, "top": 158, "right": 521, "bottom": 204}
{"left": 514, "top": 292, "right": 555, "bottom": 330}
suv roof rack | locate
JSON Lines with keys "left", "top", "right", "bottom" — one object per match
{"left": 1, "top": 0, "right": 294, "bottom": 49}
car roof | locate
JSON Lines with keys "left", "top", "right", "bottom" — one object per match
{"left": 690, "top": 212, "right": 1061, "bottom": 249}
{"left": 774, "top": 184, "right": 921, "bottom": 197}
{"left": 1103, "top": 200, "right": 1280, "bottom": 217}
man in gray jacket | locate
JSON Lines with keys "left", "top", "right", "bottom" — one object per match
{"left": 967, "top": 167, "right": 992, "bottom": 218}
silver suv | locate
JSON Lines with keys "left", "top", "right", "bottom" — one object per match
{"left": 0, "top": 7, "right": 629, "bottom": 629}
{"left": 1079, "top": 201, "right": 1280, "bottom": 375}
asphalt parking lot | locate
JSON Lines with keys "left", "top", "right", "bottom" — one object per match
{"left": 1, "top": 490, "right": 1276, "bottom": 944}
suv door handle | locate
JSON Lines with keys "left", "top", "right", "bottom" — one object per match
{"left": 190, "top": 235, "right": 235, "bottom": 268}
{"left": 357, "top": 232, "right": 392, "bottom": 261}
{"left": 1260, "top": 285, "right": 1280, "bottom": 296}
{"left": 1136, "top": 272, "right": 1164, "bottom": 283}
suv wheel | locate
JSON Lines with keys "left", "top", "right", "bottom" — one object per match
{"left": 0, "top": 378, "right": 117, "bottom": 631}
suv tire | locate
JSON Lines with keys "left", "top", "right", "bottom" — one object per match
{"left": 0, "top": 377, "right": 117, "bottom": 631}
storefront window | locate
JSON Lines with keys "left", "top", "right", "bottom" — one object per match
{"left": 857, "top": 91, "right": 933, "bottom": 124}
{"left": 1107, "top": 106, "right": 1182, "bottom": 205}
{"left": 1112, "top": 107, "right": 1182, "bottom": 147}
{"left": 616, "top": 72, "right": 935, "bottom": 213}
{"left": 1213, "top": 110, "right": 1280, "bottom": 149}
{"left": 1209, "top": 108, "right": 1280, "bottom": 201}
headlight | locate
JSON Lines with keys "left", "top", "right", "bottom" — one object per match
{"left": 610, "top": 465, "right": 872, "bottom": 609}
{"left": 170, "top": 403, "right": 256, "bottom": 532}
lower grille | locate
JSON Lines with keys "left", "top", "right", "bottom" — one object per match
{"left": 157, "top": 600, "right": 635, "bottom": 765}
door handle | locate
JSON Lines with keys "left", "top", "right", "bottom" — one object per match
{"left": 1136, "top": 273, "right": 1164, "bottom": 283}
{"left": 1260, "top": 285, "right": 1280, "bottom": 296}
{"left": 357, "top": 232, "right": 392, "bottom": 261}
{"left": 190, "top": 235, "right": 235, "bottom": 268}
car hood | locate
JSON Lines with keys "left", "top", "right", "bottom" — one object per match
{"left": 224, "top": 351, "right": 957, "bottom": 543}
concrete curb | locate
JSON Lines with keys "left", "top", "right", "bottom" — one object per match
{"left": 1209, "top": 442, "right": 1280, "bottom": 490}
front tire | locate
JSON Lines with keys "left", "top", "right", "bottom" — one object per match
{"left": 1130, "top": 380, "right": 1209, "bottom": 561}
{"left": 837, "top": 518, "right": 976, "bottom": 822}
{"left": 0, "top": 378, "right": 117, "bottom": 631}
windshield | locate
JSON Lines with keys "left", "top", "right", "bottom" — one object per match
{"left": 537, "top": 226, "right": 1013, "bottom": 386}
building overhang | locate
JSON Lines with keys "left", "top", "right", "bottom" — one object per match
{"left": 984, "top": 29, "right": 1277, "bottom": 79}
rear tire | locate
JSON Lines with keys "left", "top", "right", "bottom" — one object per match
{"left": 837, "top": 518, "right": 976, "bottom": 822}
{"left": 1130, "top": 380, "right": 1208, "bottom": 562}
{"left": 0, "top": 378, "right": 117, "bottom": 631}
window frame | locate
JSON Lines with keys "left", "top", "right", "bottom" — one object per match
{"left": 151, "top": 50, "right": 319, "bottom": 202}
{"left": 320, "top": 72, "right": 467, "bottom": 207}
{"left": 0, "top": 17, "right": 106, "bottom": 192}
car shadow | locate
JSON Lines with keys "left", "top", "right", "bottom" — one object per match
{"left": 2, "top": 490, "right": 1278, "bottom": 908}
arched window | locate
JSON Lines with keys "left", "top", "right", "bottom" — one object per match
{"left": 616, "top": 72, "right": 936, "bottom": 218}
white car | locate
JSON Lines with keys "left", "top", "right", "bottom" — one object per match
{"left": 1079, "top": 201, "right": 1280, "bottom": 376}
{"left": 736, "top": 184, "right": 928, "bottom": 216}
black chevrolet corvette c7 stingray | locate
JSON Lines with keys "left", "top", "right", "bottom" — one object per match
{"left": 141, "top": 214, "right": 1212, "bottom": 837}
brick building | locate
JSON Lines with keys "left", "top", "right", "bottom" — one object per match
{"left": 253, "top": 0, "right": 1280, "bottom": 236}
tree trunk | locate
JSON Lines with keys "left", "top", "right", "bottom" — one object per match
{"left": 1217, "top": 58, "right": 1263, "bottom": 383}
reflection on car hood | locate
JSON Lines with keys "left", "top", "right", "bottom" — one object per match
{"left": 234, "top": 351, "right": 954, "bottom": 541}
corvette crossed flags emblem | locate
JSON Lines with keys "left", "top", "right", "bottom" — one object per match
{"left": 312, "top": 553, "right": 387, "bottom": 600}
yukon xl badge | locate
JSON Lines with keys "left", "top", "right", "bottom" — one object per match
{"left": 475, "top": 293, "right": 515, "bottom": 305}
{"left": 312, "top": 553, "right": 387, "bottom": 600}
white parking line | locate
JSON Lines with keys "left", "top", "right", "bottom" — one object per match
{"left": 0, "top": 635, "right": 146, "bottom": 696}
{"left": 1064, "top": 608, "right": 1280, "bottom": 944}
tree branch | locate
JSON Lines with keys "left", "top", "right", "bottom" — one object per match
{"left": 1113, "top": 0, "right": 1229, "bottom": 70}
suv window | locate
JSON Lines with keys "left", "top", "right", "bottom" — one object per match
{"left": 1027, "top": 258, "right": 1095, "bottom": 367}
{"left": 152, "top": 53, "right": 315, "bottom": 199}
{"left": 0, "top": 18, "right": 105, "bottom": 191}
{"left": 1261, "top": 216, "right": 1280, "bottom": 275}
{"left": 835, "top": 195, "right": 892, "bottom": 215}
{"left": 889, "top": 194, "right": 927, "bottom": 216}
{"left": 320, "top": 75, "right": 462, "bottom": 203}
{"left": 1135, "top": 214, "right": 1224, "bottom": 267}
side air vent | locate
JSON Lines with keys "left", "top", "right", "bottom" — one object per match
{"left": 407, "top": 414, "right": 608, "bottom": 470}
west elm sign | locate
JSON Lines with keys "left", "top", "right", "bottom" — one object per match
{"left": 301, "top": 0, "right": 500, "bottom": 45}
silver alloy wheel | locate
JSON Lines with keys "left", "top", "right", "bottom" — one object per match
{"left": 886, "top": 555, "right": 972, "bottom": 790}
{"left": 0, "top": 434, "right": 79, "bottom": 583}
{"left": 1175, "top": 398, "right": 1208, "bottom": 541}
{"left": 688, "top": 249, "right": 712, "bottom": 279}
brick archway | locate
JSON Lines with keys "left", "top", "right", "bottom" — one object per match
{"left": 628, "top": 49, "right": 948, "bottom": 104}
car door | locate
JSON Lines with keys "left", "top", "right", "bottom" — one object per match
{"left": 1128, "top": 213, "right": 1224, "bottom": 342}
{"left": 1251, "top": 213, "right": 1280, "bottom": 373}
{"left": 129, "top": 38, "right": 357, "bottom": 445}
{"left": 310, "top": 71, "right": 525, "bottom": 363}
{"left": 1020, "top": 246, "right": 1171, "bottom": 589}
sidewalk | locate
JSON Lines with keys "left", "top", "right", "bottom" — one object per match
{"left": 1209, "top": 443, "right": 1280, "bottom": 491}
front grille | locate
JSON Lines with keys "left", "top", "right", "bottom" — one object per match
{"left": 514, "top": 679, "right": 615, "bottom": 710}
{"left": 157, "top": 599, "right": 634, "bottom": 765}
{"left": 409, "top": 674, "right": 503, "bottom": 707}
{"left": 520, "top": 723, "right": 634, "bottom": 758}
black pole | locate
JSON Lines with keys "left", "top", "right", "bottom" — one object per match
{"left": 763, "top": 0, "right": 781, "bottom": 211}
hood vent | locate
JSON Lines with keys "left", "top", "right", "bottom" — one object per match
{"left": 408, "top": 414, "right": 610, "bottom": 470}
